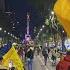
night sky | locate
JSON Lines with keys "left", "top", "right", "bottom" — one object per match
{"left": 5, "top": 0, "right": 56, "bottom": 40}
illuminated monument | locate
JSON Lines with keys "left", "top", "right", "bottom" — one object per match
{"left": 25, "top": 13, "right": 31, "bottom": 41}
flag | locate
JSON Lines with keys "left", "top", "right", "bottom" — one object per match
{"left": 54, "top": 0, "right": 70, "bottom": 37}
{"left": 0, "top": 42, "right": 12, "bottom": 58}
{"left": 2, "top": 46, "right": 24, "bottom": 70}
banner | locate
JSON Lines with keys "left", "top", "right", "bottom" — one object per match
{"left": 54, "top": 0, "right": 70, "bottom": 37}
{"left": 3, "top": 46, "right": 24, "bottom": 70}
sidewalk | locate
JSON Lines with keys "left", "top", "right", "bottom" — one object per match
{"left": 38, "top": 55, "right": 56, "bottom": 70}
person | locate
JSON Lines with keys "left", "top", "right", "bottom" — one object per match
{"left": 48, "top": 48, "right": 50, "bottom": 54}
{"left": 18, "top": 47, "right": 24, "bottom": 60}
{"left": 9, "top": 60, "right": 16, "bottom": 70}
{"left": 56, "top": 51, "right": 70, "bottom": 70}
{"left": 51, "top": 53, "right": 56, "bottom": 65}
{"left": 56, "top": 45, "right": 70, "bottom": 70}
{"left": 24, "top": 44, "right": 29, "bottom": 61}
{"left": 42, "top": 47, "right": 48, "bottom": 65}
{"left": 51, "top": 49, "right": 57, "bottom": 65}
{"left": 37, "top": 47, "right": 40, "bottom": 55}
{"left": 26, "top": 46, "right": 34, "bottom": 70}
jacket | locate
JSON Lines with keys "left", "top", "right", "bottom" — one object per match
{"left": 56, "top": 55, "right": 70, "bottom": 70}
{"left": 26, "top": 47, "right": 34, "bottom": 59}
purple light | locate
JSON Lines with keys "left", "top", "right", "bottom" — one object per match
{"left": 26, "top": 37, "right": 30, "bottom": 41}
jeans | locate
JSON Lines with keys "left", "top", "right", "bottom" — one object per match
{"left": 27, "top": 58, "right": 33, "bottom": 70}
{"left": 44, "top": 57, "right": 47, "bottom": 65}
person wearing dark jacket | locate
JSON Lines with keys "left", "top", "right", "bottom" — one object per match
{"left": 26, "top": 46, "right": 34, "bottom": 70}
{"left": 42, "top": 47, "right": 48, "bottom": 65}
{"left": 26, "top": 47, "right": 34, "bottom": 59}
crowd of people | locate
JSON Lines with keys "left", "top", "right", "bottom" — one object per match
{"left": 0, "top": 39, "right": 70, "bottom": 70}
{"left": 16, "top": 41, "right": 70, "bottom": 70}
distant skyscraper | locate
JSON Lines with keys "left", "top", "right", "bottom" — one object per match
{"left": 0, "top": 0, "right": 5, "bottom": 12}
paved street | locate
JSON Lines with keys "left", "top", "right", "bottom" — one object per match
{"left": 25, "top": 54, "right": 56, "bottom": 70}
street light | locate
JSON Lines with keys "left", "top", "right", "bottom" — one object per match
{"left": 40, "top": 28, "right": 42, "bottom": 31}
{"left": 51, "top": 11, "right": 54, "bottom": 15}
{"left": 15, "top": 37, "right": 17, "bottom": 39}
{"left": 8, "top": 32, "right": 10, "bottom": 35}
{"left": 13, "top": 27, "right": 15, "bottom": 29}
{"left": 0, "top": 27, "right": 2, "bottom": 31}
{"left": 17, "top": 22, "right": 19, "bottom": 24}
{"left": 4, "top": 30, "right": 6, "bottom": 33}
{"left": 62, "top": 30, "right": 64, "bottom": 33}
{"left": 42, "top": 25, "right": 45, "bottom": 28}
{"left": 11, "top": 34, "right": 13, "bottom": 36}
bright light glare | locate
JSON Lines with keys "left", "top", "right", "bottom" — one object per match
{"left": 11, "top": 34, "right": 13, "bottom": 36}
{"left": 15, "top": 37, "right": 17, "bottom": 39}
{"left": 13, "top": 27, "right": 15, "bottom": 29}
{"left": 0, "top": 27, "right": 2, "bottom": 31}
{"left": 65, "top": 38, "right": 70, "bottom": 50}
{"left": 17, "top": 22, "right": 19, "bottom": 24}
{"left": 51, "top": 11, "right": 54, "bottom": 15}
{"left": 62, "top": 30, "right": 64, "bottom": 33}
{"left": 42, "top": 25, "right": 45, "bottom": 28}
{"left": 40, "top": 28, "right": 42, "bottom": 31}
{"left": 8, "top": 32, "right": 10, "bottom": 35}
{"left": 4, "top": 30, "right": 6, "bottom": 33}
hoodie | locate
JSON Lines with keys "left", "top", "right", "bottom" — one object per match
{"left": 56, "top": 55, "right": 70, "bottom": 70}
